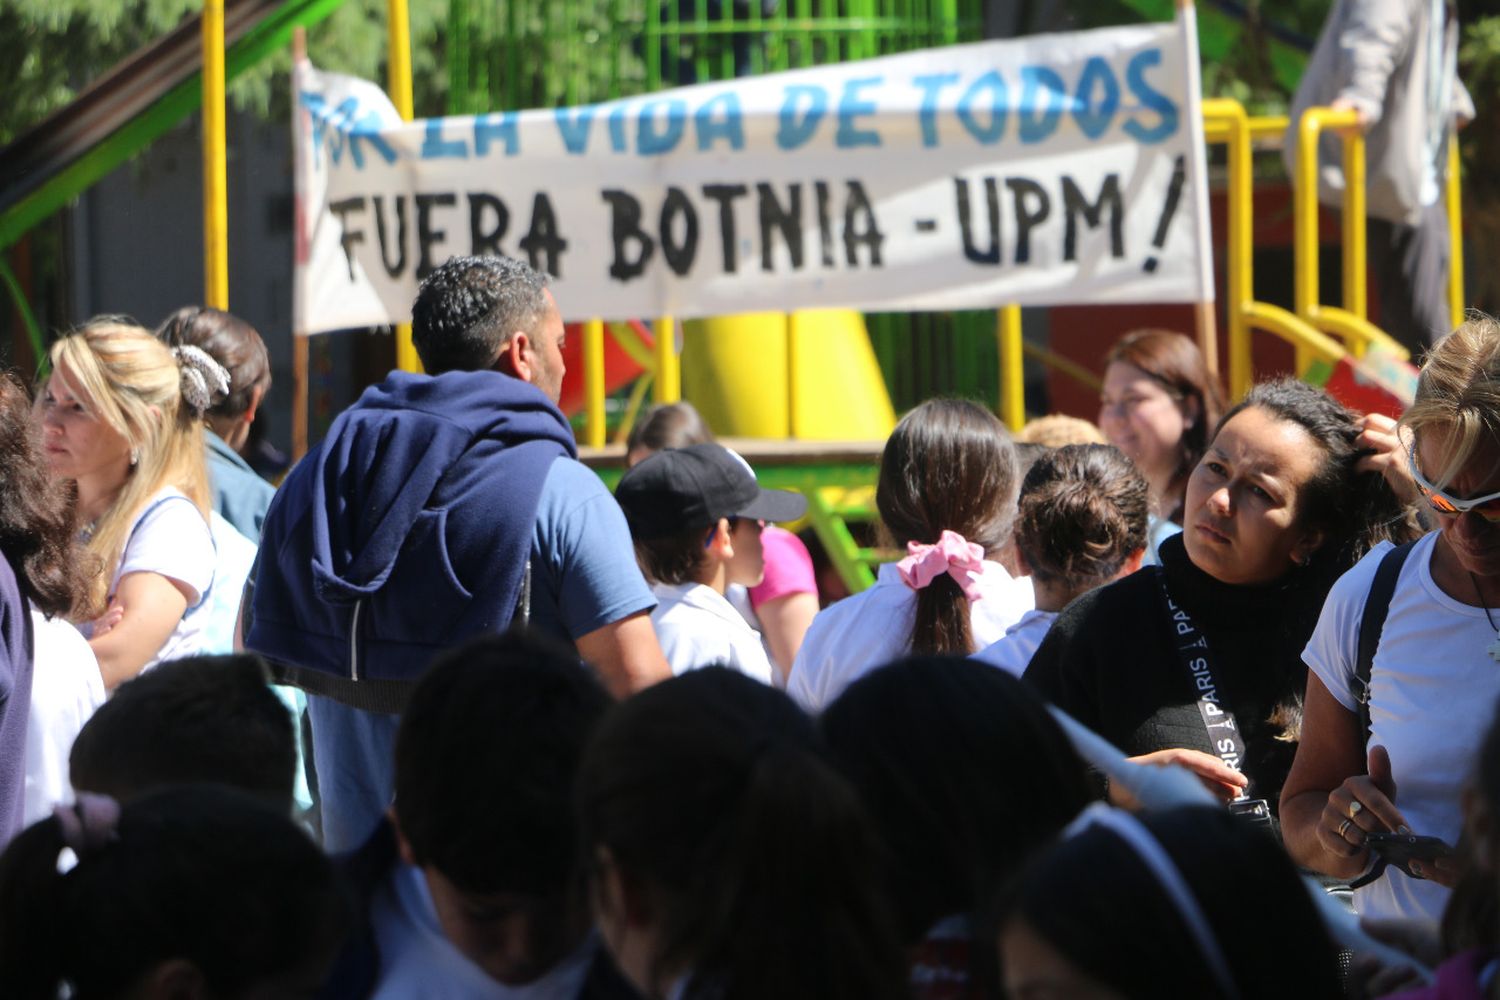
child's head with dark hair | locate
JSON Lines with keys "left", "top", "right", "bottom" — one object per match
{"left": 821, "top": 657, "right": 1093, "bottom": 949}
{"left": 616, "top": 443, "right": 806, "bottom": 591}
{"left": 877, "top": 399, "right": 1020, "bottom": 655}
{"left": 0, "top": 784, "right": 349, "bottom": 1000}
{"left": 625, "top": 401, "right": 714, "bottom": 466}
{"left": 999, "top": 805, "right": 1341, "bottom": 999}
{"left": 579, "top": 668, "right": 907, "bottom": 1000}
{"left": 154, "top": 305, "right": 271, "bottom": 443}
{"left": 69, "top": 654, "right": 296, "bottom": 811}
{"left": 1015, "top": 444, "right": 1149, "bottom": 602}
{"left": 392, "top": 630, "right": 612, "bottom": 986}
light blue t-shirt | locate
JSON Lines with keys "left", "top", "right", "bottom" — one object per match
{"left": 1140, "top": 515, "right": 1183, "bottom": 568}
{"left": 369, "top": 862, "right": 597, "bottom": 999}
{"left": 309, "top": 457, "right": 654, "bottom": 851}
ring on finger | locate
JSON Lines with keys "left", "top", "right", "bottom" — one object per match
{"left": 1349, "top": 800, "right": 1364, "bottom": 820}
{"left": 1338, "top": 817, "right": 1354, "bottom": 839}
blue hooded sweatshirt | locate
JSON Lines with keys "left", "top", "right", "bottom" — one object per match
{"left": 248, "top": 370, "right": 576, "bottom": 712}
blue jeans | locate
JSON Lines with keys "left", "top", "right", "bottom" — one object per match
{"left": 306, "top": 694, "right": 401, "bottom": 852}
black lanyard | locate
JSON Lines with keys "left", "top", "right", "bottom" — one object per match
{"left": 1155, "top": 568, "right": 1273, "bottom": 827}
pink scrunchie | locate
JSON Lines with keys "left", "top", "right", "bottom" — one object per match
{"left": 53, "top": 793, "right": 121, "bottom": 857}
{"left": 896, "top": 530, "right": 986, "bottom": 603}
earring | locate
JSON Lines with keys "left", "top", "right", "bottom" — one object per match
{"left": 129, "top": 448, "right": 139, "bottom": 467}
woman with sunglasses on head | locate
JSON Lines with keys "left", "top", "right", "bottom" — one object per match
{"left": 1026, "top": 378, "right": 1409, "bottom": 822}
{"left": 1285, "top": 316, "right": 1500, "bottom": 923}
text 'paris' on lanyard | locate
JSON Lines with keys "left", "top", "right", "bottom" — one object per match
{"left": 1154, "top": 567, "right": 1273, "bottom": 829}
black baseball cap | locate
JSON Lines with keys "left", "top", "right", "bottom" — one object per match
{"left": 615, "top": 443, "right": 808, "bottom": 541}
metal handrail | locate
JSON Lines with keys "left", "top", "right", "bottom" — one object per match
{"left": 1293, "top": 106, "right": 1408, "bottom": 366}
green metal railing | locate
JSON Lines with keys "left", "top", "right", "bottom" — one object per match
{"left": 446, "top": 0, "right": 980, "bottom": 115}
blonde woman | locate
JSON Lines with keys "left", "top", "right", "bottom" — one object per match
{"left": 1284, "top": 315, "right": 1500, "bottom": 923}
{"left": 36, "top": 320, "right": 228, "bottom": 688}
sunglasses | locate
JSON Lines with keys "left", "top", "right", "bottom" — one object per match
{"left": 1408, "top": 450, "right": 1500, "bottom": 522}
{"left": 703, "top": 516, "right": 741, "bottom": 549}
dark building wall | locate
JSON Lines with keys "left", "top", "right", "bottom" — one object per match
{"left": 66, "top": 109, "right": 381, "bottom": 458}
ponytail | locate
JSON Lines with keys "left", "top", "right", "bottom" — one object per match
{"left": 0, "top": 817, "right": 73, "bottom": 999}
{"left": 877, "top": 400, "right": 1020, "bottom": 657}
{"left": 912, "top": 575, "right": 973, "bottom": 655}
{"left": 579, "top": 669, "right": 907, "bottom": 1000}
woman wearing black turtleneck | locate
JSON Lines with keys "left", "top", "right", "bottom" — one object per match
{"left": 1025, "top": 380, "right": 1411, "bottom": 813}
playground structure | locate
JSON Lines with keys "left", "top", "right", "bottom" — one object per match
{"left": 0, "top": 0, "right": 1469, "bottom": 592}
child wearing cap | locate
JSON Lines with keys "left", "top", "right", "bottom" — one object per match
{"left": 614, "top": 444, "right": 807, "bottom": 684}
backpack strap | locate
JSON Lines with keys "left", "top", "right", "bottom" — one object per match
{"left": 1353, "top": 541, "right": 1418, "bottom": 753}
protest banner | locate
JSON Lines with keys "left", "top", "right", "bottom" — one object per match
{"left": 293, "top": 14, "right": 1211, "bottom": 332}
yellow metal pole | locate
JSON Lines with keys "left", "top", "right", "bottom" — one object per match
{"left": 1205, "top": 100, "right": 1254, "bottom": 399}
{"left": 387, "top": 0, "right": 422, "bottom": 373}
{"left": 1294, "top": 109, "right": 1323, "bottom": 375}
{"left": 653, "top": 316, "right": 680, "bottom": 403}
{"left": 584, "top": 319, "right": 606, "bottom": 448}
{"left": 785, "top": 316, "right": 796, "bottom": 438}
{"left": 1447, "top": 133, "right": 1465, "bottom": 331}
{"left": 202, "top": 0, "right": 229, "bottom": 309}
{"left": 998, "top": 304, "right": 1024, "bottom": 431}
{"left": 1341, "top": 129, "right": 1368, "bottom": 339}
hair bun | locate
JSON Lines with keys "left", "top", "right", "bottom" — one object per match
{"left": 172, "top": 344, "right": 231, "bottom": 416}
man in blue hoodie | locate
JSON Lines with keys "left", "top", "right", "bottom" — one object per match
{"left": 246, "top": 255, "right": 668, "bottom": 850}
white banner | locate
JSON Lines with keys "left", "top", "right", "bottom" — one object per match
{"left": 293, "top": 17, "right": 1212, "bottom": 332}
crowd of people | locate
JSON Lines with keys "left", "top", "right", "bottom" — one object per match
{"left": 1, "top": 251, "right": 1500, "bottom": 999}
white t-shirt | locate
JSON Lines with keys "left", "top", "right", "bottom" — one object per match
{"left": 100, "top": 488, "right": 216, "bottom": 669}
{"left": 972, "top": 608, "right": 1058, "bottom": 677}
{"left": 788, "top": 560, "right": 1034, "bottom": 712}
{"left": 23, "top": 607, "right": 105, "bottom": 826}
{"left": 1303, "top": 532, "right": 1500, "bottom": 921}
{"left": 369, "top": 862, "right": 596, "bottom": 999}
{"left": 650, "top": 582, "right": 775, "bottom": 685}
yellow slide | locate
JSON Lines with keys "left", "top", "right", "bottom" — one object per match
{"left": 680, "top": 310, "right": 896, "bottom": 440}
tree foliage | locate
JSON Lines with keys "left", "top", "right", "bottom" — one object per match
{"left": 0, "top": 0, "right": 452, "bottom": 145}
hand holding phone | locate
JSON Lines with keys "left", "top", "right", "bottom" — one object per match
{"left": 1362, "top": 832, "right": 1454, "bottom": 881}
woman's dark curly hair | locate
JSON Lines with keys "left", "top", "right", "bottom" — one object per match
{"left": 0, "top": 373, "right": 89, "bottom": 618}
{"left": 1215, "top": 378, "right": 1411, "bottom": 570}
{"left": 1016, "top": 445, "right": 1149, "bottom": 589}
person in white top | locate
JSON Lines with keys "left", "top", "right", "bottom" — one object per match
{"left": 0, "top": 370, "right": 101, "bottom": 844}
{"left": 1283, "top": 317, "right": 1500, "bottom": 921}
{"left": 789, "top": 399, "right": 1033, "bottom": 712}
{"left": 975, "top": 445, "right": 1149, "bottom": 676}
{"left": 614, "top": 444, "right": 807, "bottom": 684}
{"left": 23, "top": 607, "right": 105, "bottom": 826}
{"left": 624, "top": 402, "right": 822, "bottom": 681}
{"left": 36, "top": 320, "right": 228, "bottom": 688}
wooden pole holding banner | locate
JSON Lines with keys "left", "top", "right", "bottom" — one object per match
{"left": 202, "top": 0, "right": 229, "bottom": 309}
{"left": 387, "top": 0, "right": 422, "bottom": 374}
{"left": 291, "top": 27, "right": 310, "bottom": 461}
{"left": 1177, "top": 0, "right": 1218, "bottom": 378}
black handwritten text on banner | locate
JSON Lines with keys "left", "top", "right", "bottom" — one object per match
{"left": 292, "top": 21, "right": 1210, "bottom": 332}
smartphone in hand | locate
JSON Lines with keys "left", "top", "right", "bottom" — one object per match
{"left": 1364, "top": 832, "right": 1454, "bottom": 880}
